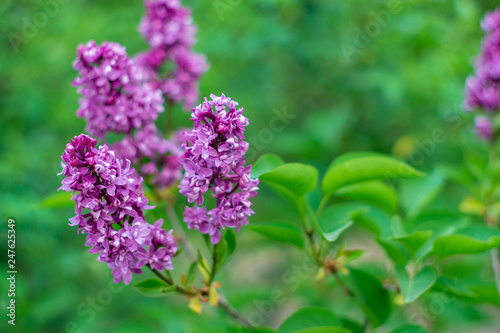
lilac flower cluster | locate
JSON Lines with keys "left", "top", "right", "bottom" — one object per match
{"left": 464, "top": 9, "right": 500, "bottom": 140}
{"left": 112, "top": 124, "right": 184, "bottom": 189}
{"left": 179, "top": 94, "right": 259, "bottom": 243}
{"left": 73, "top": 41, "right": 164, "bottom": 139}
{"left": 59, "top": 134, "right": 177, "bottom": 284}
{"left": 138, "top": 0, "right": 208, "bottom": 109}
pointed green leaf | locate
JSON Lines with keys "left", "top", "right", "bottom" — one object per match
{"left": 134, "top": 278, "right": 176, "bottom": 297}
{"left": 395, "top": 265, "right": 436, "bottom": 303}
{"left": 222, "top": 229, "right": 237, "bottom": 263}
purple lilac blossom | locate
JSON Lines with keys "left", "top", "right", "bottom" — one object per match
{"left": 474, "top": 116, "right": 494, "bottom": 140}
{"left": 138, "top": 0, "right": 208, "bottom": 109}
{"left": 73, "top": 41, "right": 165, "bottom": 139}
{"left": 465, "top": 9, "right": 500, "bottom": 112}
{"left": 59, "top": 134, "right": 177, "bottom": 284}
{"left": 179, "top": 94, "right": 259, "bottom": 244}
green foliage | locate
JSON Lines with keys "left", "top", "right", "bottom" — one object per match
{"left": 247, "top": 221, "right": 305, "bottom": 249}
{"left": 259, "top": 163, "right": 318, "bottom": 198}
{"left": 277, "top": 307, "right": 340, "bottom": 333}
{"left": 5, "top": 0, "right": 500, "bottom": 331}
{"left": 433, "top": 226, "right": 500, "bottom": 258}
{"left": 134, "top": 279, "right": 177, "bottom": 297}
{"left": 345, "top": 268, "right": 391, "bottom": 327}
{"left": 395, "top": 265, "right": 437, "bottom": 303}
{"left": 322, "top": 153, "right": 423, "bottom": 195}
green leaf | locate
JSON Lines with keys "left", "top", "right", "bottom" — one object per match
{"left": 433, "top": 226, "right": 500, "bottom": 258}
{"left": 335, "top": 181, "right": 397, "bottom": 214}
{"left": 339, "top": 317, "right": 364, "bottom": 333}
{"left": 292, "top": 327, "right": 352, "bottom": 333}
{"left": 222, "top": 229, "right": 237, "bottom": 262}
{"left": 260, "top": 163, "right": 319, "bottom": 198}
{"left": 431, "top": 277, "right": 480, "bottom": 302}
{"left": 40, "top": 191, "right": 74, "bottom": 208}
{"left": 352, "top": 206, "right": 391, "bottom": 236}
{"left": 390, "top": 324, "right": 429, "bottom": 333}
{"left": 185, "top": 261, "right": 198, "bottom": 286}
{"left": 342, "top": 249, "right": 365, "bottom": 264}
{"left": 247, "top": 221, "right": 305, "bottom": 249}
{"left": 395, "top": 265, "right": 436, "bottom": 303}
{"left": 134, "top": 278, "right": 176, "bottom": 297}
{"left": 322, "top": 153, "right": 423, "bottom": 195}
{"left": 318, "top": 204, "right": 365, "bottom": 242}
{"left": 393, "top": 230, "right": 433, "bottom": 257}
{"left": 377, "top": 238, "right": 410, "bottom": 265}
{"left": 215, "top": 239, "right": 226, "bottom": 265}
{"left": 277, "top": 307, "right": 340, "bottom": 333}
{"left": 345, "top": 268, "right": 391, "bottom": 327}
{"left": 251, "top": 154, "right": 285, "bottom": 178}
{"left": 400, "top": 172, "right": 444, "bottom": 218}
{"left": 326, "top": 152, "right": 382, "bottom": 171}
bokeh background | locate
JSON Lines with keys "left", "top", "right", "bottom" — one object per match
{"left": 1, "top": 0, "right": 500, "bottom": 332}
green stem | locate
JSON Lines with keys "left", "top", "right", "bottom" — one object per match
{"left": 208, "top": 243, "right": 219, "bottom": 285}
{"left": 298, "top": 198, "right": 321, "bottom": 263}
{"left": 316, "top": 194, "right": 331, "bottom": 218}
{"left": 149, "top": 265, "right": 196, "bottom": 295}
{"left": 218, "top": 294, "right": 255, "bottom": 327}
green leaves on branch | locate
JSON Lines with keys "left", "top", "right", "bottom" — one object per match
{"left": 134, "top": 278, "right": 176, "bottom": 297}
{"left": 247, "top": 221, "right": 305, "bottom": 249}
{"left": 322, "top": 152, "right": 423, "bottom": 196}
{"left": 395, "top": 265, "right": 437, "bottom": 303}
{"left": 433, "top": 226, "right": 500, "bottom": 259}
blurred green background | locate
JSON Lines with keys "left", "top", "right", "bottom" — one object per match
{"left": 1, "top": 0, "right": 500, "bottom": 332}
